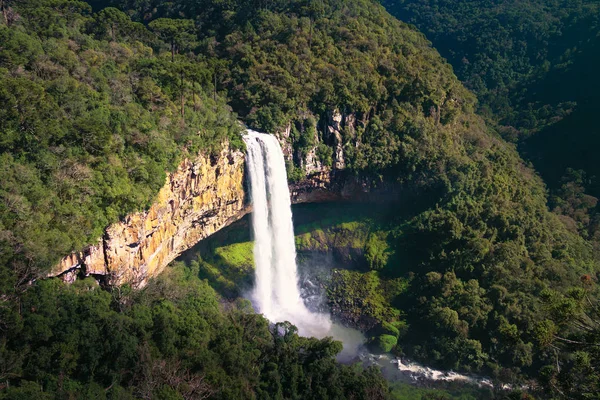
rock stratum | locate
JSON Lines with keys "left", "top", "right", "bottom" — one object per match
{"left": 50, "top": 113, "right": 402, "bottom": 287}
{"left": 50, "top": 144, "right": 248, "bottom": 287}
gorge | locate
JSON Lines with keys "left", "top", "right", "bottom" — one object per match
{"left": 49, "top": 113, "right": 402, "bottom": 288}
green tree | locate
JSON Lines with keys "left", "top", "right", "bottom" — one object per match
{"left": 92, "top": 7, "right": 130, "bottom": 40}
{"left": 148, "top": 18, "right": 195, "bottom": 62}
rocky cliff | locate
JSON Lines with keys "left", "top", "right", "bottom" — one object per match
{"left": 289, "top": 169, "right": 403, "bottom": 204}
{"left": 50, "top": 112, "right": 401, "bottom": 287}
{"left": 50, "top": 144, "right": 248, "bottom": 287}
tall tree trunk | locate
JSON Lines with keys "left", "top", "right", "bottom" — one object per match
{"left": 1, "top": 0, "right": 7, "bottom": 25}
{"left": 180, "top": 70, "right": 185, "bottom": 117}
{"left": 171, "top": 40, "right": 175, "bottom": 62}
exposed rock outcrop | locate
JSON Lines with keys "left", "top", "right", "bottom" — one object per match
{"left": 290, "top": 170, "right": 402, "bottom": 204}
{"left": 50, "top": 144, "right": 248, "bottom": 287}
{"left": 301, "top": 128, "right": 323, "bottom": 174}
{"left": 50, "top": 113, "right": 392, "bottom": 287}
{"left": 327, "top": 110, "right": 346, "bottom": 170}
{"left": 276, "top": 123, "right": 294, "bottom": 163}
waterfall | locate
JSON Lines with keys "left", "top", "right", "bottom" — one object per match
{"left": 243, "top": 130, "right": 331, "bottom": 337}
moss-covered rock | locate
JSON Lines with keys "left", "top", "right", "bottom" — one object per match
{"left": 381, "top": 321, "right": 400, "bottom": 338}
{"left": 370, "top": 334, "right": 398, "bottom": 354}
{"left": 327, "top": 270, "right": 402, "bottom": 331}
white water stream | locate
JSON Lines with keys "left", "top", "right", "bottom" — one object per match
{"left": 243, "top": 130, "right": 331, "bottom": 337}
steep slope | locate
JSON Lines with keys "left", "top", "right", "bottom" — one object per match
{"left": 380, "top": 0, "right": 599, "bottom": 128}
{"left": 381, "top": 0, "right": 600, "bottom": 231}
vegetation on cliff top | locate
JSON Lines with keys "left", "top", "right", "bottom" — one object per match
{"left": 0, "top": 0, "right": 243, "bottom": 287}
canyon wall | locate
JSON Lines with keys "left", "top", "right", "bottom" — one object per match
{"left": 290, "top": 170, "right": 402, "bottom": 204}
{"left": 50, "top": 112, "right": 402, "bottom": 287}
{"left": 49, "top": 144, "right": 248, "bottom": 287}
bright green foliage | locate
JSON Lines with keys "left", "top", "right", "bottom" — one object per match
{"left": 0, "top": 263, "right": 390, "bottom": 399}
{"left": 213, "top": 242, "right": 254, "bottom": 270}
{"left": 0, "top": 1, "right": 241, "bottom": 284}
{"left": 381, "top": 322, "right": 400, "bottom": 338}
{"left": 194, "top": 241, "right": 255, "bottom": 297}
{"left": 371, "top": 334, "right": 398, "bottom": 353}
{"left": 365, "top": 231, "right": 392, "bottom": 271}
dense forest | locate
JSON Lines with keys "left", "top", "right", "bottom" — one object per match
{"left": 0, "top": 0, "right": 243, "bottom": 288}
{"left": 0, "top": 0, "right": 599, "bottom": 398}
{"left": 381, "top": 0, "right": 600, "bottom": 234}
{"left": 376, "top": 3, "right": 600, "bottom": 396}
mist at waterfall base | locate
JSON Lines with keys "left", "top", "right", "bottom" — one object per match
{"left": 242, "top": 130, "right": 495, "bottom": 388}
{"left": 243, "top": 130, "right": 364, "bottom": 361}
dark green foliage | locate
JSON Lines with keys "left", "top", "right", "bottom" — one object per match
{"left": 377, "top": 2, "right": 600, "bottom": 392}
{"left": 0, "top": 1, "right": 241, "bottom": 283}
{"left": 389, "top": 381, "right": 493, "bottom": 400}
{"left": 148, "top": 18, "right": 196, "bottom": 61}
{"left": 328, "top": 269, "right": 401, "bottom": 332}
{"left": 0, "top": 263, "right": 390, "bottom": 399}
{"left": 535, "top": 288, "right": 600, "bottom": 399}
{"left": 381, "top": 0, "right": 600, "bottom": 227}
{"left": 380, "top": 0, "right": 599, "bottom": 131}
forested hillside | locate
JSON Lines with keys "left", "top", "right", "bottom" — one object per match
{"left": 0, "top": 0, "right": 599, "bottom": 398}
{"left": 0, "top": 0, "right": 242, "bottom": 289}
{"left": 379, "top": 1, "right": 600, "bottom": 396}
{"left": 0, "top": 2, "right": 390, "bottom": 398}
{"left": 380, "top": 0, "right": 599, "bottom": 133}
{"left": 92, "top": 0, "right": 600, "bottom": 395}
{"left": 381, "top": 0, "right": 600, "bottom": 239}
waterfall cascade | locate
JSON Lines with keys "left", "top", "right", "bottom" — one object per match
{"left": 243, "top": 130, "right": 331, "bottom": 337}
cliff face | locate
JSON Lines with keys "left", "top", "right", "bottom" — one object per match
{"left": 50, "top": 144, "right": 248, "bottom": 287}
{"left": 289, "top": 170, "right": 402, "bottom": 204}
{"left": 50, "top": 112, "right": 400, "bottom": 287}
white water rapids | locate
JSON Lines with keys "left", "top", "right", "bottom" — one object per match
{"left": 242, "top": 129, "right": 498, "bottom": 389}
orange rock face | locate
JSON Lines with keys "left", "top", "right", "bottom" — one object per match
{"left": 50, "top": 144, "right": 248, "bottom": 287}
{"left": 49, "top": 139, "right": 400, "bottom": 288}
